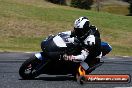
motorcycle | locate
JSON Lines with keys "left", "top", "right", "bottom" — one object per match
{"left": 19, "top": 33, "right": 112, "bottom": 80}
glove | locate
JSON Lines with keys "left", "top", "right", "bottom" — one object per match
{"left": 68, "top": 37, "right": 81, "bottom": 46}
{"left": 84, "top": 35, "right": 95, "bottom": 46}
{"left": 63, "top": 54, "right": 75, "bottom": 61}
{"left": 67, "top": 37, "right": 74, "bottom": 43}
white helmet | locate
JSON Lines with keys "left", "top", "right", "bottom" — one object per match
{"left": 73, "top": 17, "right": 90, "bottom": 38}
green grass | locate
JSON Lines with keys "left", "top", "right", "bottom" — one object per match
{"left": 0, "top": 0, "right": 132, "bottom": 56}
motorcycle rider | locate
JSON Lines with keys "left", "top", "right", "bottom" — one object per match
{"left": 61, "top": 16, "right": 102, "bottom": 75}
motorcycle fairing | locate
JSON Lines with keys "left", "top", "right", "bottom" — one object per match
{"left": 53, "top": 35, "right": 67, "bottom": 48}
{"left": 101, "top": 42, "right": 112, "bottom": 56}
{"left": 35, "top": 52, "right": 45, "bottom": 60}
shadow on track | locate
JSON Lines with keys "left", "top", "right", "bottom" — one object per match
{"left": 19, "top": 75, "right": 76, "bottom": 81}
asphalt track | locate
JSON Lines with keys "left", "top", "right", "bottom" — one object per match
{"left": 0, "top": 52, "right": 132, "bottom": 88}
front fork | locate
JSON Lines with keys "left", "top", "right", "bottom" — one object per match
{"left": 34, "top": 52, "right": 50, "bottom": 75}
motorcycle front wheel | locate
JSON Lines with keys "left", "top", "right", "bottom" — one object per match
{"left": 19, "top": 56, "right": 42, "bottom": 80}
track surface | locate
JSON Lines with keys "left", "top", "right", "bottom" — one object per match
{"left": 0, "top": 52, "right": 132, "bottom": 88}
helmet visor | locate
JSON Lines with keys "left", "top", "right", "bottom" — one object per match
{"left": 74, "top": 28, "right": 86, "bottom": 38}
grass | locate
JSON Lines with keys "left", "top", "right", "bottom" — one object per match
{"left": 100, "top": 5, "right": 129, "bottom": 15}
{"left": 0, "top": 0, "right": 132, "bottom": 56}
{"left": 91, "top": 0, "right": 130, "bottom": 15}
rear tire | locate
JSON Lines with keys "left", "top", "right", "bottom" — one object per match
{"left": 19, "top": 56, "right": 42, "bottom": 79}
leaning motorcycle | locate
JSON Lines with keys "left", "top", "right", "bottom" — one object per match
{"left": 19, "top": 33, "right": 112, "bottom": 80}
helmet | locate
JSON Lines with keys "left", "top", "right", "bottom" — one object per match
{"left": 73, "top": 17, "right": 90, "bottom": 39}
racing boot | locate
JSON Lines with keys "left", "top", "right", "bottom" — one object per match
{"left": 76, "top": 65, "right": 86, "bottom": 80}
{"left": 88, "top": 58, "right": 100, "bottom": 67}
{"left": 76, "top": 62, "right": 89, "bottom": 79}
{"left": 79, "top": 58, "right": 101, "bottom": 75}
{"left": 78, "top": 65, "right": 86, "bottom": 76}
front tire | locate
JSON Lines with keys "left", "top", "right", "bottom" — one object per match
{"left": 19, "top": 56, "right": 42, "bottom": 79}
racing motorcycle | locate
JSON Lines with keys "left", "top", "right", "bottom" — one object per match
{"left": 19, "top": 33, "right": 112, "bottom": 80}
